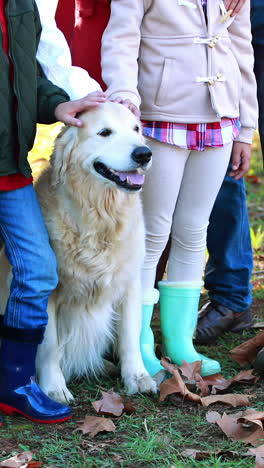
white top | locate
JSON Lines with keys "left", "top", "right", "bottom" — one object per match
{"left": 36, "top": 0, "right": 102, "bottom": 100}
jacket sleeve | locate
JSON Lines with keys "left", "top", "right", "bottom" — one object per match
{"left": 35, "top": 0, "right": 102, "bottom": 100}
{"left": 228, "top": 1, "right": 258, "bottom": 144}
{"left": 101, "top": 0, "right": 144, "bottom": 108}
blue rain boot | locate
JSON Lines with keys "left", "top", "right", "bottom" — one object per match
{"left": 0, "top": 338, "right": 72, "bottom": 424}
{"left": 158, "top": 281, "right": 221, "bottom": 377}
{"left": 140, "top": 289, "right": 164, "bottom": 377}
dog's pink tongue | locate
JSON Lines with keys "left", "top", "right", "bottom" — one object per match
{"left": 117, "top": 172, "right": 145, "bottom": 185}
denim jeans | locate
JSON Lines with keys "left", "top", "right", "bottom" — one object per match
{"left": 205, "top": 161, "right": 253, "bottom": 313}
{"left": 0, "top": 184, "right": 58, "bottom": 333}
{"left": 254, "top": 44, "right": 264, "bottom": 163}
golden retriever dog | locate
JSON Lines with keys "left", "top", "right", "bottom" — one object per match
{"left": 0, "top": 102, "right": 157, "bottom": 403}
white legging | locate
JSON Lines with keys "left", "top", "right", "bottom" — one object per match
{"left": 141, "top": 138, "right": 233, "bottom": 292}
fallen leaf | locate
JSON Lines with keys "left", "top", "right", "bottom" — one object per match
{"left": 247, "top": 445, "right": 264, "bottom": 456}
{"left": 92, "top": 390, "right": 124, "bottom": 417}
{"left": 160, "top": 358, "right": 201, "bottom": 403}
{"left": 123, "top": 401, "right": 137, "bottom": 415}
{"left": 178, "top": 360, "right": 202, "bottom": 380}
{"left": 181, "top": 447, "right": 242, "bottom": 460}
{"left": 27, "top": 463, "right": 42, "bottom": 468}
{"left": 208, "top": 412, "right": 264, "bottom": 446}
{"left": 74, "top": 416, "right": 116, "bottom": 437}
{"left": 0, "top": 452, "right": 33, "bottom": 468}
{"left": 245, "top": 174, "right": 262, "bottom": 184}
{"left": 196, "top": 375, "right": 210, "bottom": 397}
{"left": 238, "top": 409, "right": 264, "bottom": 428}
{"left": 256, "top": 455, "right": 264, "bottom": 468}
{"left": 206, "top": 411, "right": 222, "bottom": 424}
{"left": 230, "top": 331, "right": 264, "bottom": 366}
{"left": 201, "top": 393, "right": 251, "bottom": 408}
{"left": 203, "top": 370, "right": 258, "bottom": 394}
{"left": 181, "top": 448, "right": 211, "bottom": 460}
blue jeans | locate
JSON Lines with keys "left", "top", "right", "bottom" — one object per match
{"left": 254, "top": 44, "right": 264, "bottom": 163}
{"left": 205, "top": 162, "right": 253, "bottom": 313}
{"left": 0, "top": 184, "right": 58, "bottom": 334}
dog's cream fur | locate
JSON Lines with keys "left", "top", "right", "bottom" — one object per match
{"left": 0, "top": 102, "right": 156, "bottom": 402}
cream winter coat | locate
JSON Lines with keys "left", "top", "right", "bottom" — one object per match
{"left": 101, "top": 0, "right": 258, "bottom": 143}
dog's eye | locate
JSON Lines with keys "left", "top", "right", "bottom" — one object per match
{"left": 134, "top": 125, "right": 140, "bottom": 133}
{"left": 98, "top": 128, "right": 112, "bottom": 137}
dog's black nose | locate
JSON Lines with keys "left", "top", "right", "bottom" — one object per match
{"left": 131, "top": 146, "right": 152, "bottom": 165}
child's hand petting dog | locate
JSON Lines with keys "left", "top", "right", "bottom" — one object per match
{"left": 110, "top": 97, "right": 141, "bottom": 119}
{"left": 55, "top": 91, "right": 107, "bottom": 127}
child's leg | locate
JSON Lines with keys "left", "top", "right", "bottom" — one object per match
{"left": 158, "top": 143, "right": 232, "bottom": 376}
{"left": 141, "top": 139, "right": 189, "bottom": 292}
{"left": 168, "top": 143, "right": 233, "bottom": 281}
{"left": 140, "top": 139, "right": 188, "bottom": 377}
{"left": 0, "top": 184, "right": 57, "bottom": 335}
{"left": 0, "top": 184, "right": 71, "bottom": 423}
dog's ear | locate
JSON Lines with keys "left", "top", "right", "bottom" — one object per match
{"left": 50, "top": 125, "right": 77, "bottom": 186}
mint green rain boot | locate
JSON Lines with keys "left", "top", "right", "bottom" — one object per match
{"left": 158, "top": 281, "right": 221, "bottom": 377}
{"left": 140, "top": 289, "right": 164, "bottom": 377}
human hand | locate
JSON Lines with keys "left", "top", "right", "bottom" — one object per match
{"left": 111, "top": 97, "right": 141, "bottom": 119}
{"left": 229, "top": 141, "right": 251, "bottom": 180}
{"left": 224, "top": 0, "right": 246, "bottom": 16}
{"left": 54, "top": 91, "right": 107, "bottom": 127}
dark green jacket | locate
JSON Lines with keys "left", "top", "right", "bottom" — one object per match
{"left": 0, "top": 0, "right": 69, "bottom": 177}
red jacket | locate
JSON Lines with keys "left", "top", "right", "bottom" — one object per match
{"left": 56, "top": 0, "right": 110, "bottom": 89}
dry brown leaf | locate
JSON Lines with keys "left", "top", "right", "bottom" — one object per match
{"left": 74, "top": 416, "right": 116, "bottom": 437}
{"left": 181, "top": 449, "right": 211, "bottom": 460}
{"left": 181, "top": 448, "right": 242, "bottom": 460}
{"left": 196, "top": 375, "right": 210, "bottom": 397}
{"left": 201, "top": 393, "right": 250, "bottom": 408}
{"left": 208, "top": 412, "right": 264, "bottom": 446}
{"left": 92, "top": 390, "right": 124, "bottom": 417}
{"left": 256, "top": 455, "right": 264, "bottom": 468}
{"left": 178, "top": 360, "right": 202, "bottom": 380}
{"left": 123, "top": 401, "right": 137, "bottom": 415}
{"left": 247, "top": 445, "right": 264, "bottom": 456}
{"left": 159, "top": 375, "right": 183, "bottom": 401}
{"left": 206, "top": 411, "right": 222, "bottom": 424}
{"left": 230, "top": 331, "right": 264, "bottom": 366}
{"left": 27, "top": 463, "right": 42, "bottom": 468}
{"left": 203, "top": 370, "right": 258, "bottom": 394}
{"left": 238, "top": 410, "right": 264, "bottom": 429}
{"left": 160, "top": 359, "right": 201, "bottom": 403}
{"left": 0, "top": 452, "right": 33, "bottom": 468}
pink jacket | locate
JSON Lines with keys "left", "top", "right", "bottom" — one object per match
{"left": 101, "top": 0, "right": 258, "bottom": 143}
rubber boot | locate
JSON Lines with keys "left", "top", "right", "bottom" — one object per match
{"left": 158, "top": 281, "right": 221, "bottom": 377}
{"left": 0, "top": 338, "right": 72, "bottom": 424}
{"left": 140, "top": 289, "right": 164, "bottom": 377}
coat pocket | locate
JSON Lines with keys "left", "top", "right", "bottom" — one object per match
{"left": 155, "top": 58, "right": 174, "bottom": 107}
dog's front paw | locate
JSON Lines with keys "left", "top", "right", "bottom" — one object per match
{"left": 124, "top": 372, "right": 157, "bottom": 395}
{"left": 38, "top": 368, "right": 74, "bottom": 404}
{"left": 46, "top": 386, "right": 74, "bottom": 404}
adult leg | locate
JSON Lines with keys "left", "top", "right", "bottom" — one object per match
{"left": 0, "top": 185, "right": 71, "bottom": 423}
{"left": 254, "top": 44, "right": 264, "bottom": 162}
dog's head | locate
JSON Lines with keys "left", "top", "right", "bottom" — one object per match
{"left": 52, "top": 101, "right": 152, "bottom": 192}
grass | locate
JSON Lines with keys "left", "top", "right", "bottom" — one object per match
{"left": 0, "top": 127, "right": 263, "bottom": 467}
